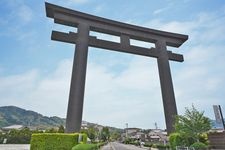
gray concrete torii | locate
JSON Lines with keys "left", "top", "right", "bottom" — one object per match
{"left": 45, "top": 2, "right": 188, "bottom": 134}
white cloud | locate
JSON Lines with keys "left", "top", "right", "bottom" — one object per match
{"left": 153, "top": 7, "right": 169, "bottom": 15}
{"left": 84, "top": 56, "right": 165, "bottom": 128}
{"left": 0, "top": 60, "right": 72, "bottom": 118}
{"left": 0, "top": 56, "right": 166, "bottom": 128}
{"left": 0, "top": 70, "right": 39, "bottom": 107}
{"left": 94, "top": 4, "right": 104, "bottom": 13}
{"left": 17, "top": 4, "right": 33, "bottom": 23}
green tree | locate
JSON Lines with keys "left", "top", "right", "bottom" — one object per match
{"left": 87, "top": 127, "right": 96, "bottom": 142}
{"left": 110, "top": 131, "right": 120, "bottom": 141}
{"left": 5, "top": 127, "right": 32, "bottom": 144}
{"left": 58, "top": 125, "right": 65, "bottom": 133}
{"left": 174, "top": 105, "right": 211, "bottom": 146}
{"left": 100, "top": 127, "right": 110, "bottom": 142}
{"left": 46, "top": 128, "right": 57, "bottom": 133}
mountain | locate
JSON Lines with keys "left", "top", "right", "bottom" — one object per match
{"left": 0, "top": 106, "right": 123, "bottom": 133}
{"left": 0, "top": 106, "right": 65, "bottom": 129}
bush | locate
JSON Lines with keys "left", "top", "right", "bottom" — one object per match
{"left": 169, "top": 133, "right": 185, "bottom": 150}
{"left": 123, "top": 138, "right": 131, "bottom": 144}
{"left": 155, "top": 144, "right": 170, "bottom": 149}
{"left": 152, "top": 144, "right": 157, "bottom": 148}
{"left": 1, "top": 128, "right": 33, "bottom": 144}
{"left": 143, "top": 143, "right": 152, "bottom": 147}
{"left": 129, "top": 141, "right": 140, "bottom": 146}
{"left": 30, "top": 133, "right": 79, "bottom": 150}
{"left": 190, "top": 142, "right": 208, "bottom": 150}
{"left": 71, "top": 144, "right": 98, "bottom": 150}
{"left": 199, "top": 133, "right": 208, "bottom": 145}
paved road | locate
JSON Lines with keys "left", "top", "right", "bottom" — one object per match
{"left": 0, "top": 144, "right": 30, "bottom": 150}
{"left": 101, "top": 142, "right": 150, "bottom": 150}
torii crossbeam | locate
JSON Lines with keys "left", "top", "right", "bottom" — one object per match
{"left": 45, "top": 2, "right": 188, "bottom": 134}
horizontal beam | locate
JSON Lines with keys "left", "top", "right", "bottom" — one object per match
{"left": 51, "top": 31, "right": 183, "bottom": 62}
{"left": 46, "top": 2, "right": 188, "bottom": 48}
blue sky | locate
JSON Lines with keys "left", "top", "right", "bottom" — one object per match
{"left": 1, "top": 0, "right": 225, "bottom": 129}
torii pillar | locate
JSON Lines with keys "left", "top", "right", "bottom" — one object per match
{"left": 66, "top": 23, "right": 90, "bottom": 133}
{"left": 45, "top": 2, "right": 188, "bottom": 134}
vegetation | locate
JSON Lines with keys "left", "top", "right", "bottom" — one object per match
{"left": 30, "top": 133, "right": 87, "bottom": 150}
{"left": 190, "top": 142, "right": 208, "bottom": 150}
{"left": 110, "top": 131, "right": 120, "bottom": 140}
{"left": 169, "top": 105, "right": 211, "bottom": 149}
{"left": 58, "top": 125, "right": 65, "bottom": 133}
{"left": 71, "top": 142, "right": 107, "bottom": 150}
{"left": 82, "top": 133, "right": 88, "bottom": 144}
{"left": 152, "top": 143, "right": 170, "bottom": 149}
{"left": 100, "top": 127, "right": 110, "bottom": 142}
{"left": 81, "top": 127, "right": 97, "bottom": 142}
{"left": 0, "top": 125, "right": 66, "bottom": 144}
{"left": 0, "top": 127, "right": 41, "bottom": 144}
{"left": 72, "top": 144, "right": 98, "bottom": 150}
{"left": 169, "top": 133, "right": 185, "bottom": 150}
{"left": 81, "top": 126, "right": 113, "bottom": 142}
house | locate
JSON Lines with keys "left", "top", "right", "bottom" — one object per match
{"left": 122, "top": 128, "right": 169, "bottom": 143}
{"left": 147, "top": 129, "right": 168, "bottom": 143}
{"left": 124, "top": 128, "right": 146, "bottom": 141}
{"left": 126, "top": 128, "right": 140, "bottom": 134}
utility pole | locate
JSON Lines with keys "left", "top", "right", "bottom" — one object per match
{"left": 125, "top": 123, "right": 128, "bottom": 138}
{"left": 154, "top": 122, "right": 158, "bottom": 129}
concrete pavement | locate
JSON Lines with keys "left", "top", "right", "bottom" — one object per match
{"left": 0, "top": 144, "right": 30, "bottom": 150}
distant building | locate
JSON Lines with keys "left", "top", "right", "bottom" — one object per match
{"left": 126, "top": 128, "right": 140, "bottom": 134}
{"left": 122, "top": 128, "right": 168, "bottom": 143}
{"left": 81, "top": 121, "right": 88, "bottom": 130}
{"left": 2, "top": 125, "right": 24, "bottom": 131}
{"left": 147, "top": 129, "right": 168, "bottom": 143}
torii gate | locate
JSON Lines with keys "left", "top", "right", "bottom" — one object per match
{"left": 45, "top": 2, "right": 188, "bottom": 134}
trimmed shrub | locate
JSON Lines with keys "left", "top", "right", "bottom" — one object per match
{"left": 82, "top": 133, "right": 88, "bottom": 144}
{"left": 190, "top": 142, "right": 208, "bottom": 150}
{"left": 30, "top": 133, "right": 79, "bottom": 150}
{"left": 71, "top": 144, "right": 98, "bottom": 150}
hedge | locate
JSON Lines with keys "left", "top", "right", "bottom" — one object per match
{"left": 72, "top": 144, "right": 98, "bottom": 150}
{"left": 82, "top": 133, "right": 87, "bottom": 144}
{"left": 30, "top": 133, "right": 86, "bottom": 150}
